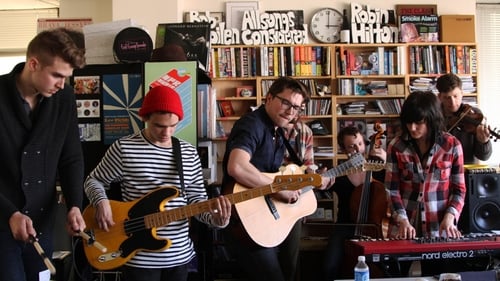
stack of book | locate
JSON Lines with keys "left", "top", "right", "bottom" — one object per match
{"left": 314, "top": 146, "right": 334, "bottom": 157}
{"left": 342, "top": 102, "right": 368, "bottom": 115}
{"left": 460, "top": 75, "right": 477, "bottom": 94}
{"left": 409, "top": 77, "right": 436, "bottom": 93}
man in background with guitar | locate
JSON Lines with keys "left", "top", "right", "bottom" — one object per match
{"left": 436, "top": 73, "right": 492, "bottom": 164}
{"left": 322, "top": 125, "right": 387, "bottom": 280}
{"left": 84, "top": 86, "right": 231, "bottom": 281}
{"left": 222, "top": 77, "right": 313, "bottom": 281}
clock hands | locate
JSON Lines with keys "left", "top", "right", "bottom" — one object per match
{"left": 325, "top": 14, "right": 340, "bottom": 28}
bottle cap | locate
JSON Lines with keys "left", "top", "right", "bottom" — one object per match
{"left": 358, "top": 255, "right": 366, "bottom": 262}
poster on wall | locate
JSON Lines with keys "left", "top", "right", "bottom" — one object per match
{"left": 102, "top": 73, "right": 144, "bottom": 144}
{"left": 144, "top": 61, "right": 198, "bottom": 146}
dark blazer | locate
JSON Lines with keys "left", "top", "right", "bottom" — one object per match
{"left": 0, "top": 63, "right": 84, "bottom": 231}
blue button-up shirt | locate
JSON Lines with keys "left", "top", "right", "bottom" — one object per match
{"left": 223, "top": 105, "right": 285, "bottom": 188}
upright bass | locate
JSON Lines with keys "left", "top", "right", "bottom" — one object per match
{"left": 349, "top": 122, "right": 391, "bottom": 239}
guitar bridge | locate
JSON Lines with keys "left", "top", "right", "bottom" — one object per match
{"left": 98, "top": 250, "right": 123, "bottom": 263}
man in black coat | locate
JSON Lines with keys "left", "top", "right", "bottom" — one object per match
{"left": 0, "top": 28, "right": 87, "bottom": 281}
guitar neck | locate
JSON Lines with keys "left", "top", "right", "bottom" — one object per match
{"left": 143, "top": 186, "right": 273, "bottom": 229}
{"left": 323, "top": 155, "right": 363, "bottom": 179}
{"left": 143, "top": 174, "right": 319, "bottom": 229}
{"left": 323, "top": 165, "right": 353, "bottom": 179}
{"left": 321, "top": 154, "right": 385, "bottom": 180}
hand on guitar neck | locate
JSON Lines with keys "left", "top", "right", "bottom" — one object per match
{"left": 307, "top": 163, "right": 332, "bottom": 190}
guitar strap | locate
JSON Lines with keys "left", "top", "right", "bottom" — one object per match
{"left": 172, "top": 136, "right": 185, "bottom": 194}
{"left": 278, "top": 128, "right": 304, "bottom": 166}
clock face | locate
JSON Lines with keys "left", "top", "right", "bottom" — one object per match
{"left": 310, "top": 8, "right": 343, "bottom": 43}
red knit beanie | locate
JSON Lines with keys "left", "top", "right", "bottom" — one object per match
{"left": 139, "top": 86, "right": 184, "bottom": 120}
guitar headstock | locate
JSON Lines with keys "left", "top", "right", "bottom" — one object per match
{"left": 273, "top": 174, "right": 322, "bottom": 190}
{"left": 363, "top": 160, "right": 386, "bottom": 172}
{"left": 348, "top": 152, "right": 366, "bottom": 168}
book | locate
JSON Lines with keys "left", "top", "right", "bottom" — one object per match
{"left": 399, "top": 15, "right": 439, "bottom": 42}
{"left": 218, "top": 100, "right": 235, "bottom": 117}
{"left": 215, "top": 121, "right": 226, "bottom": 138}
{"left": 314, "top": 146, "right": 335, "bottom": 157}
{"left": 155, "top": 22, "right": 211, "bottom": 72}
{"left": 395, "top": 4, "right": 437, "bottom": 18}
{"left": 345, "top": 50, "right": 379, "bottom": 76}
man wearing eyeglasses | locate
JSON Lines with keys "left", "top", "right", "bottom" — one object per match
{"left": 221, "top": 77, "right": 310, "bottom": 281}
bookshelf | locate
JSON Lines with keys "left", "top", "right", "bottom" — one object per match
{"left": 203, "top": 41, "right": 478, "bottom": 180}
{"left": 208, "top": 44, "right": 336, "bottom": 181}
{"left": 332, "top": 43, "right": 408, "bottom": 163}
{"left": 406, "top": 42, "right": 479, "bottom": 106}
{"left": 202, "top": 42, "right": 478, "bottom": 278}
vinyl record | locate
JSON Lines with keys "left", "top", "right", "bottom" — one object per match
{"left": 353, "top": 120, "right": 366, "bottom": 135}
{"left": 113, "top": 27, "right": 153, "bottom": 63}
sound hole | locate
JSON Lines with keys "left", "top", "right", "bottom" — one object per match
{"left": 473, "top": 202, "right": 500, "bottom": 231}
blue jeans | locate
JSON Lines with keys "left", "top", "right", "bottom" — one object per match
{"left": 0, "top": 230, "right": 53, "bottom": 281}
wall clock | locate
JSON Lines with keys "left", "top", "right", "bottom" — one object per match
{"left": 310, "top": 8, "right": 343, "bottom": 43}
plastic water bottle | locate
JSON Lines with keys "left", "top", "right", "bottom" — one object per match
{"left": 354, "top": 255, "right": 369, "bottom": 281}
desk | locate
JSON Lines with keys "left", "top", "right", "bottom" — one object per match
{"left": 338, "top": 270, "right": 498, "bottom": 281}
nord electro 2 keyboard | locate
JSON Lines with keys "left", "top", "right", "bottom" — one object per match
{"left": 346, "top": 233, "right": 500, "bottom": 263}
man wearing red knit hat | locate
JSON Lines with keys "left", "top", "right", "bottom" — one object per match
{"left": 84, "top": 85, "right": 231, "bottom": 281}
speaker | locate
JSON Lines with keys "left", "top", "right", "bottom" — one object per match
{"left": 459, "top": 173, "right": 500, "bottom": 233}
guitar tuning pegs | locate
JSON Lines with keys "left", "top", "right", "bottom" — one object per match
{"left": 309, "top": 164, "right": 319, "bottom": 172}
{"left": 279, "top": 166, "right": 286, "bottom": 174}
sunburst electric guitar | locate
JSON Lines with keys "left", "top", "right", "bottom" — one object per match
{"left": 81, "top": 173, "right": 321, "bottom": 271}
{"left": 232, "top": 152, "right": 385, "bottom": 247}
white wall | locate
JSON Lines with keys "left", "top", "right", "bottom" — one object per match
{"left": 59, "top": 0, "right": 112, "bottom": 24}
{"left": 58, "top": 0, "right": 500, "bottom": 166}
{"left": 59, "top": 0, "right": 476, "bottom": 42}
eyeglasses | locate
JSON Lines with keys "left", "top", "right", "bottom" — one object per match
{"left": 274, "top": 95, "right": 304, "bottom": 114}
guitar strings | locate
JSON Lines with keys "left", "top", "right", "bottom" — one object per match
{"left": 91, "top": 175, "right": 319, "bottom": 239}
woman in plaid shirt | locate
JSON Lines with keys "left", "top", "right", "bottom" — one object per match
{"left": 386, "top": 91, "right": 466, "bottom": 240}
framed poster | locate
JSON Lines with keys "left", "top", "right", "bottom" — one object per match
{"left": 144, "top": 61, "right": 198, "bottom": 146}
{"left": 102, "top": 73, "right": 144, "bottom": 144}
{"left": 225, "top": 1, "right": 259, "bottom": 30}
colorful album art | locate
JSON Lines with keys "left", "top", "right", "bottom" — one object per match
{"left": 102, "top": 73, "right": 144, "bottom": 144}
{"left": 77, "top": 99, "right": 100, "bottom": 118}
{"left": 74, "top": 75, "right": 100, "bottom": 94}
{"left": 144, "top": 61, "right": 197, "bottom": 145}
{"left": 78, "top": 123, "right": 101, "bottom": 142}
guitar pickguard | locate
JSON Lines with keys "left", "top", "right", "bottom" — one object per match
{"left": 119, "top": 187, "right": 178, "bottom": 257}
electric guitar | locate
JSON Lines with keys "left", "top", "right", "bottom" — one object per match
{"left": 81, "top": 173, "right": 321, "bottom": 271}
{"left": 232, "top": 152, "right": 385, "bottom": 247}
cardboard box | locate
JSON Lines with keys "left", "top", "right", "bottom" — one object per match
{"left": 439, "top": 15, "right": 475, "bottom": 42}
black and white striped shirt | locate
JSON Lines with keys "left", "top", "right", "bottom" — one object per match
{"left": 85, "top": 131, "right": 212, "bottom": 268}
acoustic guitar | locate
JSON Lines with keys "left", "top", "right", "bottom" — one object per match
{"left": 82, "top": 173, "right": 321, "bottom": 271}
{"left": 232, "top": 153, "right": 386, "bottom": 247}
